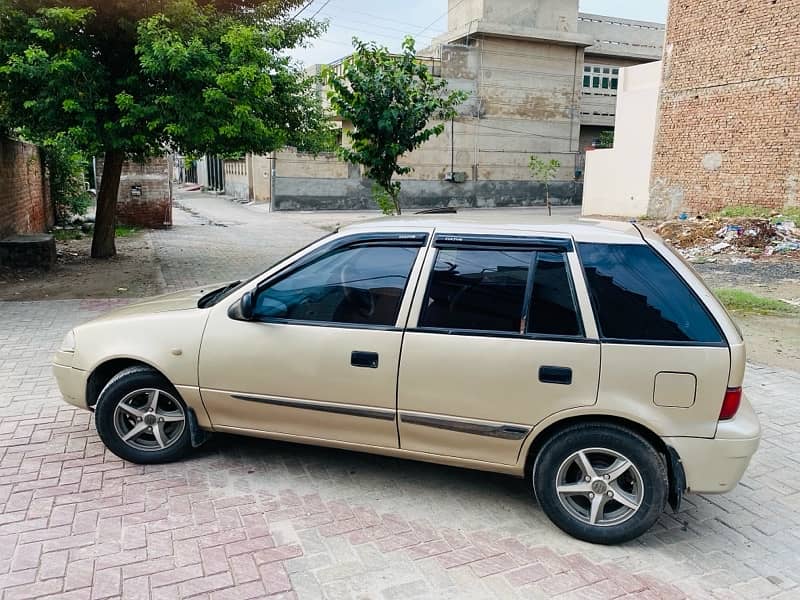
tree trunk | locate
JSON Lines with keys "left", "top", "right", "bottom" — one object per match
{"left": 392, "top": 189, "right": 402, "bottom": 216}
{"left": 546, "top": 184, "right": 552, "bottom": 217}
{"left": 91, "top": 149, "right": 125, "bottom": 259}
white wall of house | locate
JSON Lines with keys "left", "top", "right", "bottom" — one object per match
{"left": 196, "top": 158, "right": 209, "bottom": 188}
{"left": 582, "top": 61, "right": 662, "bottom": 217}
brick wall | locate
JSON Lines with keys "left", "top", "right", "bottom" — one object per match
{"left": 649, "top": 0, "right": 800, "bottom": 217}
{"left": 0, "top": 138, "right": 53, "bottom": 239}
{"left": 96, "top": 157, "right": 172, "bottom": 229}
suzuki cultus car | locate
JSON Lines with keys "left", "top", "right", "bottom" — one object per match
{"left": 54, "top": 216, "right": 760, "bottom": 544}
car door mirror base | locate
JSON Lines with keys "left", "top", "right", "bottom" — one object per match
{"left": 228, "top": 291, "right": 255, "bottom": 321}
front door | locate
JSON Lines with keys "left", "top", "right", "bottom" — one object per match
{"left": 199, "top": 232, "right": 429, "bottom": 449}
{"left": 398, "top": 235, "right": 601, "bottom": 465}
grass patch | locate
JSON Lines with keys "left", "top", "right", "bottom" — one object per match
{"left": 716, "top": 206, "right": 772, "bottom": 219}
{"left": 115, "top": 226, "right": 139, "bottom": 237}
{"left": 714, "top": 205, "right": 800, "bottom": 223}
{"left": 777, "top": 207, "right": 800, "bottom": 223}
{"left": 715, "top": 289, "right": 798, "bottom": 316}
{"left": 53, "top": 229, "right": 83, "bottom": 241}
{"left": 55, "top": 226, "right": 139, "bottom": 240}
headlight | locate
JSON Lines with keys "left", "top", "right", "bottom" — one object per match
{"left": 60, "top": 330, "right": 76, "bottom": 353}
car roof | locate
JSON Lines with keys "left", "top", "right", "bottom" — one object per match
{"left": 339, "top": 213, "right": 648, "bottom": 245}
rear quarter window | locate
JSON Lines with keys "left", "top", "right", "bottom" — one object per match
{"left": 578, "top": 243, "right": 725, "bottom": 345}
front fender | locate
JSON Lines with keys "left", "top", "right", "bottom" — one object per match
{"left": 73, "top": 309, "right": 211, "bottom": 388}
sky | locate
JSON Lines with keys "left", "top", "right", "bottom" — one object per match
{"left": 288, "top": 0, "right": 669, "bottom": 66}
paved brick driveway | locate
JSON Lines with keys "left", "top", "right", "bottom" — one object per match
{"left": 149, "top": 193, "right": 378, "bottom": 292}
{"left": 0, "top": 194, "right": 798, "bottom": 599}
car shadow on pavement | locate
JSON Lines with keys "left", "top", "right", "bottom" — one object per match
{"left": 189, "top": 432, "right": 537, "bottom": 512}
{"left": 182, "top": 432, "right": 753, "bottom": 551}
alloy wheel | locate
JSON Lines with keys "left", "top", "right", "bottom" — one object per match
{"left": 555, "top": 447, "right": 645, "bottom": 527}
{"left": 112, "top": 388, "right": 186, "bottom": 452}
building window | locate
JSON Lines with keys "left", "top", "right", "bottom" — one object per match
{"left": 583, "top": 65, "right": 620, "bottom": 95}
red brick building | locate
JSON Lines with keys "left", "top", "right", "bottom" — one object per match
{"left": 96, "top": 157, "right": 172, "bottom": 229}
{"left": 0, "top": 137, "right": 53, "bottom": 238}
{"left": 649, "top": 0, "right": 800, "bottom": 217}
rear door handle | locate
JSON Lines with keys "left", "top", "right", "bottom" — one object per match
{"left": 351, "top": 351, "right": 379, "bottom": 369}
{"left": 539, "top": 366, "right": 572, "bottom": 385}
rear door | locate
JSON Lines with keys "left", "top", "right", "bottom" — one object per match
{"left": 577, "top": 242, "right": 730, "bottom": 438}
{"left": 397, "top": 234, "right": 601, "bottom": 466}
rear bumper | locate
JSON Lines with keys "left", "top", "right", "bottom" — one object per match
{"left": 663, "top": 393, "right": 760, "bottom": 494}
{"left": 53, "top": 363, "right": 89, "bottom": 410}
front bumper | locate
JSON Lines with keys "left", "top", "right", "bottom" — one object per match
{"left": 53, "top": 362, "right": 89, "bottom": 410}
{"left": 664, "top": 393, "right": 761, "bottom": 494}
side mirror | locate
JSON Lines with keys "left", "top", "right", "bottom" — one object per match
{"left": 241, "top": 291, "right": 254, "bottom": 320}
{"left": 228, "top": 291, "right": 255, "bottom": 321}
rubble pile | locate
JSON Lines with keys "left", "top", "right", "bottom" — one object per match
{"left": 655, "top": 216, "right": 800, "bottom": 261}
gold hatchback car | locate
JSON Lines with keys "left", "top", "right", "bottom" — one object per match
{"left": 53, "top": 216, "right": 760, "bottom": 544}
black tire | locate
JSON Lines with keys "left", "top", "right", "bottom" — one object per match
{"left": 532, "top": 422, "right": 668, "bottom": 545}
{"left": 94, "top": 366, "right": 193, "bottom": 464}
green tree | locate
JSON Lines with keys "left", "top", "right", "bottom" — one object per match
{"left": 0, "top": 0, "right": 330, "bottom": 257}
{"left": 324, "top": 37, "right": 467, "bottom": 215}
{"left": 529, "top": 156, "right": 561, "bottom": 217}
{"left": 598, "top": 130, "right": 614, "bottom": 149}
{"left": 44, "top": 135, "right": 92, "bottom": 224}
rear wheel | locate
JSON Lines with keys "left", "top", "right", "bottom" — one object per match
{"left": 95, "top": 366, "right": 193, "bottom": 464}
{"left": 532, "top": 423, "right": 667, "bottom": 544}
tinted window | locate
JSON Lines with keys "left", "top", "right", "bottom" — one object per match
{"left": 254, "top": 245, "right": 417, "bottom": 326}
{"left": 578, "top": 243, "right": 723, "bottom": 344}
{"left": 420, "top": 249, "right": 531, "bottom": 333}
{"left": 528, "top": 253, "right": 582, "bottom": 337}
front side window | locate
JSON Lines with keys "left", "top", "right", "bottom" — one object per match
{"left": 578, "top": 243, "right": 724, "bottom": 344}
{"left": 253, "top": 245, "right": 418, "bottom": 326}
{"left": 419, "top": 248, "right": 582, "bottom": 336}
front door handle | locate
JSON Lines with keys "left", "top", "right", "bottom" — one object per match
{"left": 351, "top": 351, "right": 379, "bottom": 369}
{"left": 539, "top": 366, "right": 572, "bottom": 385}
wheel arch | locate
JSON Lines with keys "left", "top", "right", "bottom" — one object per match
{"left": 521, "top": 414, "right": 685, "bottom": 511}
{"left": 86, "top": 358, "right": 165, "bottom": 409}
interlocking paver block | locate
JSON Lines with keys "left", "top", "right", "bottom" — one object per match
{"left": 506, "top": 563, "right": 549, "bottom": 587}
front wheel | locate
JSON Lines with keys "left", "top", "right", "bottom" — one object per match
{"left": 94, "top": 366, "right": 193, "bottom": 464}
{"left": 532, "top": 423, "right": 668, "bottom": 544}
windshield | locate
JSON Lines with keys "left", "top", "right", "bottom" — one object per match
{"left": 197, "top": 231, "right": 336, "bottom": 308}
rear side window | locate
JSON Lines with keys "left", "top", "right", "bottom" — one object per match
{"left": 578, "top": 243, "right": 724, "bottom": 344}
{"left": 419, "top": 248, "right": 582, "bottom": 337}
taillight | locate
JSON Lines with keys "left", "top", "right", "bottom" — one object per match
{"left": 719, "top": 387, "right": 742, "bottom": 421}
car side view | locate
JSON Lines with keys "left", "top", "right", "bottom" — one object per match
{"left": 53, "top": 216, "right": 760, "bottom": 544}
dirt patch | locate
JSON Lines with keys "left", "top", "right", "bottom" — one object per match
{"left": 692, "top": 259, "right": 800, "bottom": 370}
{"left": 0, "top": 232, "right": 164, "bottom": 300}
{"left": 657, "top": 219, "right": 724, "bottom": 250}
{"left": 652, "top": 217, "right": 800, "bottom": 259}
{"left": 734, "top": 313, "right": 800, "bottom": 372}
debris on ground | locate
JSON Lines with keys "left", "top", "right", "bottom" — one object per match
{"left": 654, "top": 215, "right": 800, "bottom": 261}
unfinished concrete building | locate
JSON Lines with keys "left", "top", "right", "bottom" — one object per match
{"left": 231, "top": 0, "right": 664, "bottom": 210}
